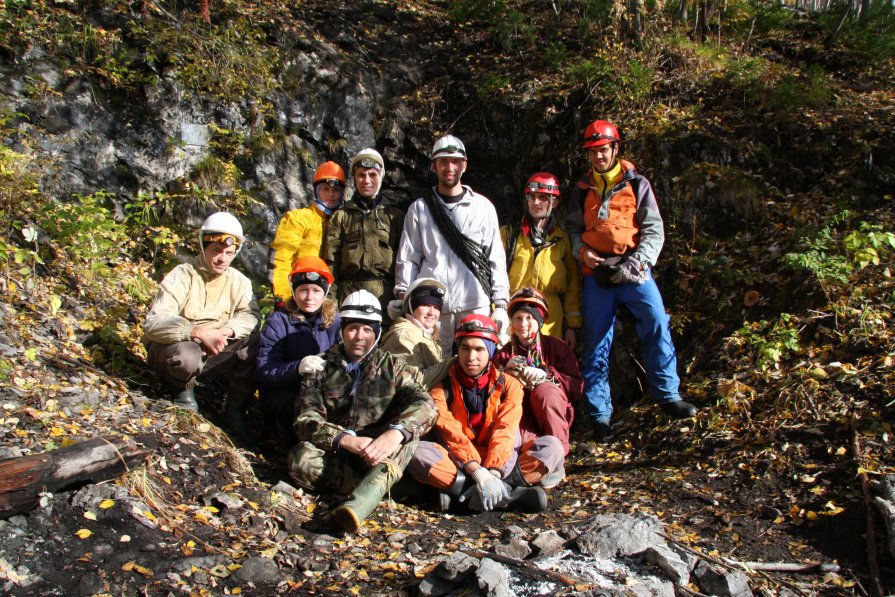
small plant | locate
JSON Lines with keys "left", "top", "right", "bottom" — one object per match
{"left": 737, "top": 313, "right": 802, "bottom": 371}
{"left": 843, "top": 221, "right": 895, "bottom": 269}
{"left": 543, "top": 41, "right": 568, "bottom": 69}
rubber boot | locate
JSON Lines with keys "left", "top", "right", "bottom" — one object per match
{"left": 438, "top": 470, "right": 468, "bottom": 512}
{"left": 331, "top": 459, "right": 402, "bottom": 533}
{"left": 221, "top": 389, "right": 257, "bottom": 446}
{"left": 172, "top": 387, "right": 198, "bottom": 411}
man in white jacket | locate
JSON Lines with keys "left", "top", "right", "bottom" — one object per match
{"left": 393, "top": 135, "right": 510, "bottom": 353}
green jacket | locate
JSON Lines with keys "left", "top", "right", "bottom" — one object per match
{"left": 322, "top": 196, "right": 405, "bottom": 300}
{"left": 294, "top": 344, "right": 437, "bottom": 451}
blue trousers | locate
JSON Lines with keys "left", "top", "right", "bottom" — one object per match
{"left": 581, "top": 273, "right": 681, "bottom": 424}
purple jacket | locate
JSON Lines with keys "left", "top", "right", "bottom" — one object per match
{"left": 255, "top": 308, "right": 341, "bottom": 388}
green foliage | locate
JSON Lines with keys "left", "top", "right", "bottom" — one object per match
{"left": 475, "top": 73, "right": 513, "bottom": 97}
{"left": 543, "top": 41, "right": 568, "bottom": 69}
{"left": 767, "top": 64, "right": 834, "bottom": 112}
{"left": 449, "top": 0, "right": 533, "bottom": 50}
{"left": 737, "top": 313, "right": 802, "bottom": 370}
{"left": 0, "top": 124, "right": 44, "bottom": 283}
{"left": 820, "top": 2, "right": 895, "bottom": 60}
{"left": 785, "top": 211, "right": 895, "bottom": 290}
{"left": 140, "top": 16, "right": 279, "bottom": 103}
{"left": 39, "top": 191, "right": 129, "bottom": 281}
{"left": 567, "top": 54, "right": 654, "bottom": 106}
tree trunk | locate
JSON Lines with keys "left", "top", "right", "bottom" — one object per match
{"left": 0, "top": 437, "right": 148, "bottom": 519}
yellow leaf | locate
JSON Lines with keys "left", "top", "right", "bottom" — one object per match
{"left": 806, "top": 511, "right": 818, "bottom": 521}
{"left": 141, "top": 418, "right": 151, "bottom": 427}
{"left": 99, "top": 499, "right": 115, "bottom": 509}
{"left": 75, "top": 528, "right": 93, "bottom": 539}
{"left": 197, "top": 423, "right": 211, "bottom": 433}
{"left": 232, "top": 589, "right": 242, "bottom": 595}
{"left": 83, "top": 511, "right": 98, "bottom": 521}
{"left": 133, "top": 564, "right": 153, "bottom": 577}
{"left": 122, "top": 561, "right": 136, "bottom": 571}
{"left": 306, "top": 503, "right": 316, "bottom": 514}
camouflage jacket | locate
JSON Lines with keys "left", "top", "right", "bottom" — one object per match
{"left": 294, "top": 344, "right": 437, "bottom": 451}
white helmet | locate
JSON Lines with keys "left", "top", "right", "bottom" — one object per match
{"left": 431, "top": 135, "right": 466, "bottom": 161}
{"left": 198, "top": 212, "right": 244, "bottom": 253}
{"left": 350, "top": 148, "right": 385, "bottom": 175}
{"left": 403, "top": 277, "right": 446, "bottom": 315}
{"left": 340, "top": 289, "right": 383, "bottom": 324}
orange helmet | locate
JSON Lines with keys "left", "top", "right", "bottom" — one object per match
{"left": 525, "top": 172, "right": 560, "bottom": 197}
{"left": 313, "top": 161, "right": 346, "bottom": 185}
{"left": 582, "top": 120, "right": 620, "bottom": 149}
{"left": 508, "top": 287, "right": 549, "bottom": 323}
{"left": 454, "top": 314, "right": 499, "bottom": 344}
{"left": 289, "top": 256, "right": 334, "bottom": 289}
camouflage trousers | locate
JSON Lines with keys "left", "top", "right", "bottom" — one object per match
{"left": 287, "top": 438, "right": 419, "bottom": 496}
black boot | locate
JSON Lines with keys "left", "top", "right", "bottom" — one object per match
{"left": 660, "top": 400, "right": 698, "bottom": 418}
{"left": 222, "top": 389, "right": 257, "bottom": 445}
{"left": 172, "top": 387, "right": 198, "bottom": 411}
{"left": 438, "top": 471, "right": 468, "bottom": 512}
{"left": 505, "top": 484, "right": 548, "bottom": 513}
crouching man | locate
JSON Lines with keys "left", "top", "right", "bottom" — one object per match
{"left": 143, "top": 212, "right": 259, "bottom": 445}
{"left": 408, "top": 315, "right": 565, "bottom": 513}
{"left": 288, "top": 289, "right": 437, "bottom": 533}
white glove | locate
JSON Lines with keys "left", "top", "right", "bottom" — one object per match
{"left": 298, "top": 354, "right": 326, "bottom": 376}
{"left": 491, "top": 307, "right": 510, "bottom": 345}
{"left": 386, "top": 299, "right": 404, "bottom": 321}
{"left": 467, "top": 467, "right": 508, "bottom": 512}
{"left": 520, "top": 366, "right": 548, "bottom": 387}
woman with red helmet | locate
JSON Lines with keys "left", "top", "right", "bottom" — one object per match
{"left": 268, "top": 161, "right": 346, "bottom": 303}
{"left": 255, "top": 256, "right": 340, "bottom": 440}
{"left": 493, "top": 287, "right": 583, "bottom": 458}
{"left": 566, "top": 119, "right": 698, "bottom": 440}
{"left": 501, "top": 172, "right": 583, "bottom": 348}
{"left": 406, "top": 314, "right": 565, "bottom": 513}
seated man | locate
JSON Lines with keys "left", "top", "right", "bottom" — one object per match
{"left": 288, "top": 289, "right": 437, "bottom": 533}
{"left": 143, "top": 212, "right": 260, "bottom": 445}
{"left": 493, "top": 287, "right": 583, "bottom": 459}
{"left": 381, "top": 277, "right": 449, "bottom": 389}
{"left": 407, "top": 315, "right": 564, "bottom": 513}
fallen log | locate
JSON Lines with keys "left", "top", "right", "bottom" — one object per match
{"left": 0, "top": 436, "right": 149, "bottom": 519}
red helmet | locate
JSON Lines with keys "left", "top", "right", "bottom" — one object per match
{"left": 582, "top": 120, "right": 620, "bottom": 149}
{"left": 289, "top": 256, "right": 334, "bottom": 286}
{"left": 313, "top": 161, "right": 346, "bottom": 185}
{"left": 508, "top": 287, "right": 549, "bottom": 321}
{"left": 454, "top": 314, "right": 499, "bottom": 344}
{"left": 524, "top": 172, "right": 560, "bottom": 197}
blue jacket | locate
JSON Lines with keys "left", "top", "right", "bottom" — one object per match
{"left": 256, "top": 308, "right": 341, "bottom": 388}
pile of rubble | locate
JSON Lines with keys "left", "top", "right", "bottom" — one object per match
{"left": 418, "top": 512, "right": 754, "bottom": 596}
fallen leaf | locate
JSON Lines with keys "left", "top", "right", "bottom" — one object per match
{"left": 83, "top": 511, "right": 97, "bottom": 521}
{"left": 75, "top": 529, "right": 92, "bottom": 539}
{"left": 99, "top": 499, "right": 115, "bottom": 509}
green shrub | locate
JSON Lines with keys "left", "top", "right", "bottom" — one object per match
{"left": 737, "top": 313, "right": 802, "bottom": 370}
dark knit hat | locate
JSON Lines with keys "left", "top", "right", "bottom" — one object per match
{"left": 291, "top": 270, "right": 330, "bottom": 294}
{"left": 508, "top": 302, "right": 545, "bottom": 328}
{"left": 409, "top": 284, "right": 445, "bottom": 312}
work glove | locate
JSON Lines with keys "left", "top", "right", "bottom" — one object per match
{"left": 386, "top": 299, "right": 404, "bottom": 321}
{"left": 467, "top": 467, "right": 509, "bottom": 512}
{"left": 610, "top": 256, "right": 650, "bottom": 285}
{"left": 503, "top": 355, "right": 527, "bottom": 374}
{"left": 520, "top": 366, "right": 548, "bottom": 387}
{"left": 491, "top": 306, "right": 510, "bottom": 346}
{"left": 298, "top": 354, "right": 326, "bottom": 376}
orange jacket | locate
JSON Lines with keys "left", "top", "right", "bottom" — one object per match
{"left": 430, "top": 362, "right": 523, "bottom": 470}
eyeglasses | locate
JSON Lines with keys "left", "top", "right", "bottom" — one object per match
{"left": 526, "top": 193, "right": 553, "bottom": 203}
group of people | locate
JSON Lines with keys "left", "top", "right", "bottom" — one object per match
{"left": 142, "top": 119, "right": 699, "bottom": 532}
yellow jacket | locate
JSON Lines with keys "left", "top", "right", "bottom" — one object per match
{"left": 501, "top": 219, "right": 583, "bottom": 337}
{"left": 269, "top": 204, "right": 328, "bottom": 300}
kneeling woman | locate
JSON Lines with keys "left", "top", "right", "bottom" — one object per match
{"left": 380, "top": 278, "right": 448, "bottom": 388}
{"left": 493, "top": 287, "right": 582, "bottom": 459}
{"left": 256, "top": 257, "right": 339, "bottom": 439}
{"left": 407, "top": 315, "right": 564, "bottom": 513}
